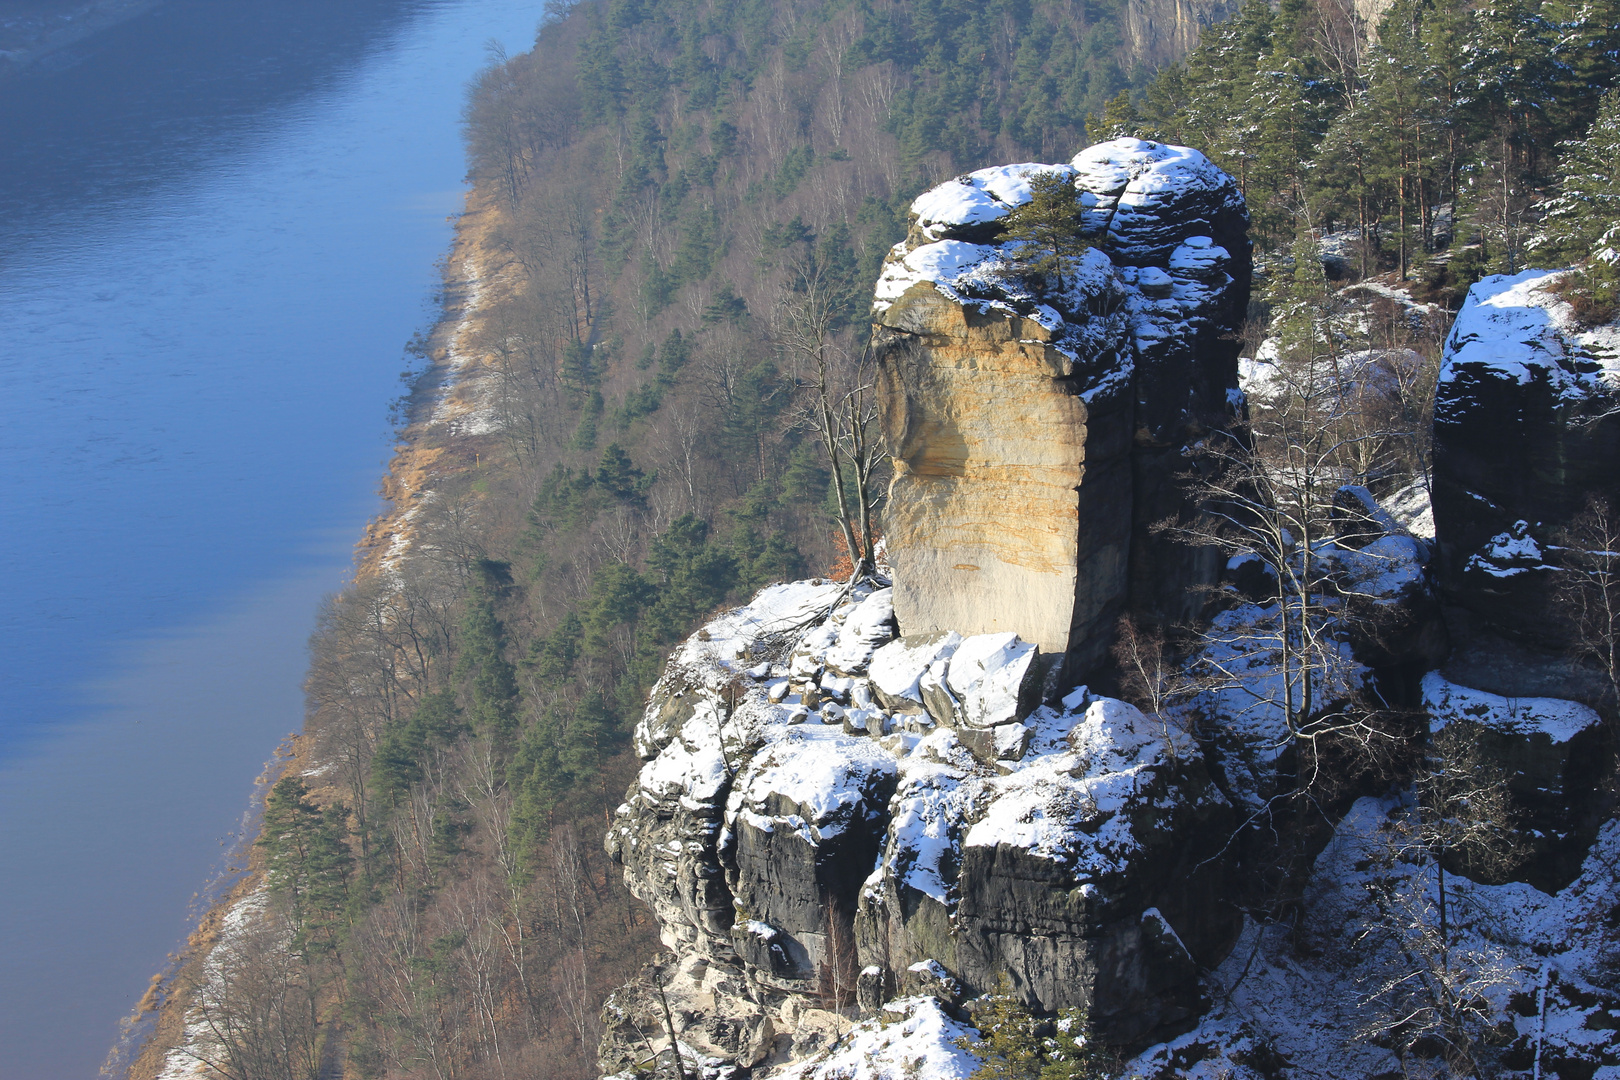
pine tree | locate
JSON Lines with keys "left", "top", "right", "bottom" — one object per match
{"left": 1367, "top": 3, "right": 1439, "bottom": 277}
{"left": 370, "top": 690, "right": 462, "bottom": 810}
{"left": 996, "top": 171, "right": 1090, "bottom": 292}
{"left": 258, "top": 776, "right": 353, "bottom": 956}
{"left": 455, "top": 581, "right": 522, "bottom": 747}
{"left": 1085, "top": 89, "right": 1140, "bottom": 142}
{"left": 1535, "top": 88, "right": 1620, "bottom": 262}
{"left": 596, "top": 442, "right": 648, "bottom": 501}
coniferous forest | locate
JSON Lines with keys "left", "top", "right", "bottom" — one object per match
{"left": 140, "top": 0, "right": 1620, "bottom": 1076}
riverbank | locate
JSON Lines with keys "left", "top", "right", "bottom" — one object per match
{"left": 120, "top": 190, "right": 515, "bottom": 1080}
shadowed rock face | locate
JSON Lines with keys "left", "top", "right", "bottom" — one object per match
{"left": 872, "top": 140, "right": 1250, "bottom": 680}
{"left": 1431, "top": 270, "right": 1620, "bottom": 662}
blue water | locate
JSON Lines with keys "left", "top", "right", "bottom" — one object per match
{"left": 0, "top": 1, "right": 544, "bottom": 1074}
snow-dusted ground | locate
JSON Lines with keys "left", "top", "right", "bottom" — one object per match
{"left": 153, "top": 888, "right": 276, "bottom": 1080}
{"left": 775, "top": 997, "right": 980, "bottom": 1080}
{"left": 1126, "top": 800, "right": 1620, "bottom": 1080}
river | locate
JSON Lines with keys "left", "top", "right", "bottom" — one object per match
{"left": 0, "top": 1, "right": 542, "bottom": 1074}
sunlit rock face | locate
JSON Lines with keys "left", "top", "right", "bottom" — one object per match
{"left": 872, "top": 140, "right": 1250, "bottom": 681}
{"left": 1124, "top": 0, "right": 1244, "bottom": 69}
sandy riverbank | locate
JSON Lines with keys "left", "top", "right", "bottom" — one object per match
{"left": 117, "top": 189, "right": 515, "bottom": 1080}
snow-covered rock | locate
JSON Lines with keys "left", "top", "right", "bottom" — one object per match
{"left": 944, "top": 632, "right": 1041, "bottom": 729}
{"left": 1121, "top": 799, "right": 1620, "bottom": 1080}
{"left": 867, "top": 632, "right": 963, "bottom": 715}
{"left": 1432, "top": 269, "right": 1620, "bottom": 657}
{"left": 1423, "top": 671, "right": 1608, "bottom": 888}
{"left": 603, "top": 577, "right": 1243, "bottom": 1070}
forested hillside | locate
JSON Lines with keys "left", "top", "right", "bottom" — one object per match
{"left": 143, "top": 0, "right": 1620, "bottom": 1076}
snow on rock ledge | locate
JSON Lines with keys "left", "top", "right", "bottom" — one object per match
{"left": 601, "top": 577, "right": 1243, "bottom": 1076}
{"left": 1423, "top": 671, "right": 1608, "bottom": 889}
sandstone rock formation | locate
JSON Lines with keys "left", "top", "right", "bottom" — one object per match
{"left": 872, "top": 139, "right": 1250, "bottom": 680}
{"left": 1124, "top": 0, "right": 1243, "bottom": 69}
{"left": 1432, "top": 269, "right": 1620, "bottom": 664}
{"left": 600, "top": 580, "right": 1241, "bottom": 1077}
{"left": 1423, "top": 672, "right": 1608, "bottom": 889}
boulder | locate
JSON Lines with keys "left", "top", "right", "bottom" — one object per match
{"left": 944, "top": 632, "right": 1042, "bottom": 728}
{"left": 868, "top": 632, "right": 963, "bottom": 714}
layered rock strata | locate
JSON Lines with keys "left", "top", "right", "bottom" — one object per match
{"left": 601, "top": 579, "right": 1240, "bottom": 1077}
{"left": 872, "top": 139, "right": 1250, "bottom": 679}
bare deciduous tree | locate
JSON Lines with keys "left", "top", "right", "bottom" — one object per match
{"left": 1353, "top": 724, "right": 1523, "bottom": 1078}
{"left": 775, "top": 257, "right": 884, "bottom": 582}
{"left": 1555, "top": 495, "right": 1620, "bottom": 723}
{"left": 183, "top": 909, "right": 324, "bottom": 1080}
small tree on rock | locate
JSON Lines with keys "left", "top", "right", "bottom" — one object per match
{"left": 997, "top": 171, "right": 1091, "bottom": 293}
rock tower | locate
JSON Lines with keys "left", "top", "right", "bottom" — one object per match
{"left": 872, "top": 139, "right": 1250, "bottom": 679}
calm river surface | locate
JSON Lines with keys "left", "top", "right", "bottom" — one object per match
{"left": 0, "top": 2, "right": 541, "bottom": 1074}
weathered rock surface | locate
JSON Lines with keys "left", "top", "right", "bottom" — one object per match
{"left": 873, "top": 140, "right": 1250, "bottom": 680}
{"left": 601, "top": 579, "right": 1241, "bottom": 1076}
{"left": 859, "top": 697, "right": 1238, "bottom": 1047}
{"left": 1432, "top": 270, "right": 1620, "bottom": 664}
{"left": 1124, "top": 0, "right": 1243, "bottom": 68}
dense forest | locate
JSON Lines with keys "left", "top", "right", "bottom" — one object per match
{"left": 154, "top": 0, "right": 1620, "bottom": 1076}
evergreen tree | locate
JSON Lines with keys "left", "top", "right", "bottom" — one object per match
{"left": 641, "top": 514, "right": 738, "bottom": 647}
{"left": 454, "top": 576, "right": 522, "bottom": 747}
{"left": 507, "top": 706, "right": 572, "bottom": 867}
{"left": 258, "top": 776, "right": 353, "bottom": 955}
{"left": 997, "top": 171, "right": 1090, "bottom": 292}
{"left": 596, "top": 442, "right": 649, "bottom": 501}
{"left": 1535, "top": 87, "right": 1620, "bottom": 262}
{"left": 1085, "top": 89, "right": 1141, "bottom": 142}
{"left": 369, "top": 690, "right": 462, "bottom": 810}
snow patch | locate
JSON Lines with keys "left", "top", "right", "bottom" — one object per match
{"left": 776, "top": 997, "right": 979, "bottom": 1080}
{"left": 1423, "top": 671, "right": 1600, "bottom": 744}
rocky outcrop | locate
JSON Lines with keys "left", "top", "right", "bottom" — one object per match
{"left": 1432, "top": 270, "right": 1620, "bottom": 667}
{"left": 872, "top": 139, "right": 1250, "bottom": 680}
{"left": 1423, "top": 672, "right": 1609, "bottom": 889}
{"left": 858, "top": 696, "right": 1238, "bottom": 1047}
{"left": 601, "top": 579, "right": 1242, "bottom": 1076}
{"left": 1124, "top": 0, "right": 1243, "bottom": 68}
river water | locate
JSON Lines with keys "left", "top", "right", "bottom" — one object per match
{"left": 0, "top": 2, "right": 542, "bottom": 1074}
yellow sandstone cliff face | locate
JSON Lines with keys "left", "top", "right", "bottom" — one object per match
{"left": 876, "top": 282, "right": 1133, "bottom": 672}
{"left": 872, "top": 140, "right": 1251, "bottom": 681}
